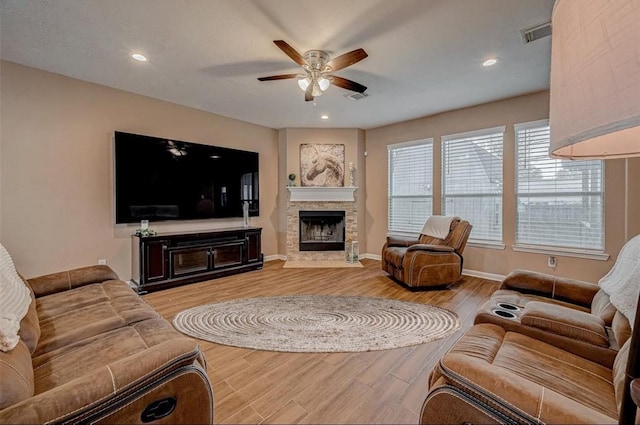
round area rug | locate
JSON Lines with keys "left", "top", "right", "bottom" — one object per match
{"left": 172, "top": 295, "right": 460, "bottom": 352}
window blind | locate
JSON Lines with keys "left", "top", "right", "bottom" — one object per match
{"left": 388, "top": 140, "right": 433, "bottom": 233}
{"left": 442, "top": 127, "right": 505, "bottom": 242}
{"left": 515, "top": 120, "right": 604, "bottom": 250}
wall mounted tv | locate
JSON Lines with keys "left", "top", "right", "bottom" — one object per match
{"left": 114, "top": 131, "right": 259, "bottom": 224}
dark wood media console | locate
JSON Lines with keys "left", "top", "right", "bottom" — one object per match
{"left": 131, "top": 227, "right": 263, "bottom": 293}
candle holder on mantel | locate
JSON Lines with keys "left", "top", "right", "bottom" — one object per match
{"left": 288, "top": 173, "right": 297, "bottom": 187}
{"left": 348, "top": 162, "right": 355, "bottom": 187}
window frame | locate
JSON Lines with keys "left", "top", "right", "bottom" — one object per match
{"left": 441, "top": 126, "right": 505, "bottom": 244}
{"left": 513, "top": 119, "right": 606, "bottom": 257}
{"left": 387, "top": 138, "right": 434, "bottom": 235}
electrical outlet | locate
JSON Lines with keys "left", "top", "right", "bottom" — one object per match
{"left": 547, "top": 256, "right": 557, "bottom": 268}
{"left": 98, "top": 259, "right": 107, "bottom": 265}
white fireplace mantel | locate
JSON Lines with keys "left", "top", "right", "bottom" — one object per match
{"left": 287, "top": 186, "right": 357, "bottom": 202}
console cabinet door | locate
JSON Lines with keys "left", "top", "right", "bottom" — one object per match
{"left": 169, "top": 246, "right": 212, "bottom": 277}
{"left": 143, "top": 240, "right": 169, "bottom": 283}
{"left": 246, "top": 230, "right": 262, "bottom": 263}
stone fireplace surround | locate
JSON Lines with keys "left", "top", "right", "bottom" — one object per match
{"left": 286, "top": 187, "right": 357, "bottom": 261}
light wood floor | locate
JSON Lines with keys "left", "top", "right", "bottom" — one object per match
{"left": 142, "top": 259, "right": 500, "bottom": 424}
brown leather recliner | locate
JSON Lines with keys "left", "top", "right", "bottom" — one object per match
{"left": 381, "top": 217, "right": 472, "bottom": 289}
{"left": 474, "top": 269, "right": 622, "bottom": 366}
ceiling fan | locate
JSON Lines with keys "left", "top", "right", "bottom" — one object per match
{"left": 258, "top": 40, "right": 368, "bottom": 102}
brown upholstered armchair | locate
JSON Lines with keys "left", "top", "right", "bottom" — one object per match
{"left": 381, "top": 217, "right": 472, "bottom": 289}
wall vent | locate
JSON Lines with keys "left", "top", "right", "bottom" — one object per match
{"left": 346, "top": 92, "right": 369, "bottom": 101}
{"left": 521, "top": 20, "right": 552, "bottom": 43}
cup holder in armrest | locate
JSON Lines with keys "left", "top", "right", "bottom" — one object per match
{"left": 496, "top": 302, "right": 520, "bottom": 311}
{"left": 491, "top": 309, "right": 517, "bottom": 319}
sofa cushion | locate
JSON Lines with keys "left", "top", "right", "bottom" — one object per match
{"left": 0, "top": 340, "right": 34, "bottom": 409}
{"left": 26, "top": 265, "right": 119, "bottom": 297}
{"left": 435, "top": 324, "right": 618, "bottom": 421}
{"left": 520, "top": 301, "right": 608, "bottom": 347}
{"left": 33, "top": 281, "right": 159, "bottom": 356}
{"left": 33, "top": 319, "right": 187, "bottom": 392}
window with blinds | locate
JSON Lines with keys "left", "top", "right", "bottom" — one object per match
{"left": 388, "top": 140, "right": 433, "bottom": 233}
{"left": 442, "top": 126, "right": 505, "bottom": 242}
{"left": 515, "top": 120, "right": 604, "bottom": 250}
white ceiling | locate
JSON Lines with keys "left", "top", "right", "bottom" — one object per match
{"left": 0, "top": 0, "right": 555, "bottom": 130}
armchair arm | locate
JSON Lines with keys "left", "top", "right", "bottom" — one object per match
{"left": 385, "top": 235, "right": 420, "bottom": 247}
{"left": 520, "top": 301, "right": 608, "bottom": 347}
{"left": 27, "top": 265, "right": 119, "bottom": 297}
{"left": 407, "top": 244, "right": 455, "bottom": 253}
{"left": 500, "top": 269, "right": 598, "bottom": 308}
{"left": 632, "top": 379, "right": 640, "bottom": 407}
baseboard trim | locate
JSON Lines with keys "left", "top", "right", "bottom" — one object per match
{"left": 268, "top": 254, "right": 504, "bottom": 281}
{"left": 267, "top": 254, "right": 382, "bottom": 262}
{"left": 462, "top": 269, "right": 505, "bottom": 282}
{"left": 362, "top": 253, "right": 382, "bottom": 261}
{"left": 265, "top": 254, "right": 287, "bottom": 262}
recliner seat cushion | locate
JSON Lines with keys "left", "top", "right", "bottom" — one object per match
{"left": 432, "top": 324, "right": 618, "bottom": 422}
{"left": 383, "top": 246, "right": 407, "bottom": 268}
{"left": 34, "top": 282, "right": 159, "bottom": 357}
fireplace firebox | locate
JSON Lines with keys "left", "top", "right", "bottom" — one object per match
{"left": 299, "top": 210, "right": 345, "bottom": 251}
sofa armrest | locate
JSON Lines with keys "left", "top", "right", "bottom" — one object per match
{"left": 520, "top": 301, "right": 609, "bottom": 347}
{"left": 0, "top": 338, "right": 212, "bottom": 424}
{"left": 499, "top": 269, "right": 598, "bottom": 308}
{"left": 385, "top": 235, "right": 420, "bottom": 247}
{"left": 406, "top": 244, "right": 455, "bottom": 253}
{"left": 26, "top": 265, "right": 119, "bottom": 297}
{"left": 632, "top": 379, "right": 640, "bottom": 407}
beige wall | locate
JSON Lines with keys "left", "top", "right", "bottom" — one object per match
{"left": 0, "top": 61, "right": 279, "bottom": 279}
{"left": 277, "top": 128, "right": 367, "bottom": 252}
{"left": 2, "top": 60, "right": 636, "bottom": 284}
{"left": 365, "top": 91, "right": 629, "bottom": 282}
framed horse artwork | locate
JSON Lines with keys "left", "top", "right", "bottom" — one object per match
{"left": 300, "top": 144, "right": 345, "bottom": 187}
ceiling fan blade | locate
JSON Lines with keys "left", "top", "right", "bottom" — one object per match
{"left": 257, "top": 74, "right": 299, "bottom": 81}
{"left": 327, "top": 48, "right": 368, "bottom": 72}
{"left": 273, "top": 40, "right": 307, "bottom": 66}
{"left": 329, "top": 76, "right": 367, "bottom": 93}
{"left": 305, "top": 84, "right": 314, "bottom": 102}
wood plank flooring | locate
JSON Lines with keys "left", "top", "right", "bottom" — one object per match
{"left": 142, "top": 259, "right": 500, "bottom": 424}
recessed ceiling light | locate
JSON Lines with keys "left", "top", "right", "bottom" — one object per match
{"left": 131, "top": 53, "right": 148, "bottom": 62}
{"left": 320, "top": 114, "right": 329, "bottom": 120}
{"left": 483, "top": 58, "right": 498, "bottom": 67}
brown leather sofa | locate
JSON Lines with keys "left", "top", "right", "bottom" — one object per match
{"left": 0, "top": 265, "right": 214, "bottom": 424}
{"left": 474, "top": 269, "right": 623, "bottom": 366}
{"left": 421, "top": 269, "right": 639, "bottom": 424}
{"left": 381, "top": 217, "right": 472, "bottom": 289}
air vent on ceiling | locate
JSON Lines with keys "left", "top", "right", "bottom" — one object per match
{"left": 521, "top": 20, "right": 552, "bottom": 43}
{"left": 346, "top": 92, "right": 369, "bottom": 101}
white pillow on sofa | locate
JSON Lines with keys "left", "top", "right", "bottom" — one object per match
{"left": 0, "top": 243, "right": 31, "bottom": 352}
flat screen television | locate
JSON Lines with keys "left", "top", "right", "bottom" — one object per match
{"left": 114, "top": 131, "right": 259, "bottom": 224}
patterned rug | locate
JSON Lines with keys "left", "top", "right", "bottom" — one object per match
{"left": 173, "top": 295, "right": 460, "bottom": 352}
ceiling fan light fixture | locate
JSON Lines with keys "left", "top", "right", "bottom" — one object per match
{"left": 297, "top": 77, "right": 310, "bottom": 91}
{"left": 259, "top": 40, "right": 367, "bottom": 102}
{"left": 311, "top": 83, "right": 323, "bottom": 97}
{"left": 318, "top": 77, "right": 330, "bottom": 91}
